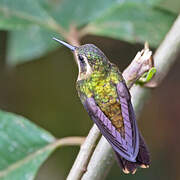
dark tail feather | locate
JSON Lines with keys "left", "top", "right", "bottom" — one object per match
{"left": 115, "top": 133, "right": 150, "bottom": 174}
{"left": 137, "top": 133, "right": 150, "bottom": 167}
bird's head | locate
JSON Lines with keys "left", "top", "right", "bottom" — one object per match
{"left": 53, "top": 38, "right": 110, "bottom": 80}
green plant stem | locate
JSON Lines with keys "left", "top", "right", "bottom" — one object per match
{"left": 81, "top": 14, "right": 180, "bottom": 180}
{"left": 67, "top": 125, "right": 100, "bottom": 180}
{"left": 53, "top": 136, "right": 85, "bottom": 148}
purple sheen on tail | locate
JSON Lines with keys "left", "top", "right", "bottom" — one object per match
{"left": 84, "top": 96, "right": 137, "bottom": 162}
{"left": 117, "top": 82, "right": 139, "bottom": 160}
{"left": 114, "top": 133, "right": 150, "bottom": 174}
{"left": 136, "top": 133, "right": 150, "bottom": 165}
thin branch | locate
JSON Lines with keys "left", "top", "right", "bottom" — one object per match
{"left": 81, "top": 136, "right": 115, "bottom": 180}
{"left": 123, "top": 46, "right": 153, "bottom": 88}
{"left": 67, "top": 125, "right": 100, "bottom": 180}
{"left": 146, "top": 15, "right": 180, "bottom": 87}
{"left": 66, "top": 25, "right": 81, "bottom": 47}
{"left": 53, "top": 136, "right": 85, "bottom": 148}
{"left": 66, "top": 25, "right": 81, "bottom": 67}
{"left": 67, "top": 36, "right": 153, "bottom": 179}
{"left": 80, "top": 14, "right": 180, "bottom": 180}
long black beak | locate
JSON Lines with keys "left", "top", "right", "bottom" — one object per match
{"left": 52, "top": 37, "right": 76, "bottom": 51}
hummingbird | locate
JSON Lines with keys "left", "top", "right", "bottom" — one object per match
{"left": 53, "top": 37, "right": 150, "bottom": 174}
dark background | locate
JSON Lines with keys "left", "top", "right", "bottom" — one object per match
{"left": 0, "top": 32, "right": 180, "bottom": 180}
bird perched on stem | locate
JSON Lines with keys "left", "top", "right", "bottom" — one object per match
{"left": 53, "top": 37, "right": 150, "bottom": 174}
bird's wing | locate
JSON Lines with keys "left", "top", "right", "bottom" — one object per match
{"left": 83, "top": 81, "right": 139, "bottom": 162}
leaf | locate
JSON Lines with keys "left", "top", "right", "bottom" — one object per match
{"left": 0, "top": 0, "right": 63, "bottom": 65}
{"left": 136, "top": 67, "right": 157, "bottom": 85}
{"left": 39, "top": 0, "right": 166, "bottom": 29}
{"left": 6, "top": 0, "right": 122, "bottom": 65}
{"left": 42, "top": 0, "right": 119, "bottom": 29}
{"left": 7, "top": 27, "right": 61, "bottom": 65}
{"left": 0, "top": 110, "right": 56, "bottom": 180}
{"left": 144, "top": 67, "right": 157, "bottom": 82}
{"left": 156, "top": 0, "right": 180, "bottom": 14}
{"left": 0, "top": 0, "right": 168, "bottom": 31}
{"left": 0, "top": 0, "right": 59, "bottom": 31}
{"left": 2, "top": 0, "right": 176, "bottom": 65}
{"left": 84, "top": 3, "right": 176, "bottom": 47}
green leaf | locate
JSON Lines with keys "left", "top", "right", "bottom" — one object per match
{"left": 43, "top": 0, "right": 119, "bottom": 29}
{"left": 156, "top": 0, "right": 180, "bottom": 14}
{"left": 39, "top": 0, "right": 166, "bottom": 29}
{"left": 0, "top": 0, "right": 63, "bottom": 65}
{"left": 85, "top": 3, "right": 176, "bottom": 47}
{"left": 144, "top": 67, "right": 157, "bottom": 82}
{"left": 2, "top": 0, "right": 177, "bottom": 65}
{"left": 0, "top": 110, "right": 56, "bottom": 180}
{"left": 0, "top": 0, "right": 59, "bottom": 31}
{"left": 6, "top": 0, "right": 122, "bottom": 65}
{"left": 136, "top": 67, "right": 157, "bottom": 85}
{"left": 7, "top": 27, "right": 61, "bottom": 65}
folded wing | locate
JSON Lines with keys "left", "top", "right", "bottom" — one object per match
{"left": 83, "top": 81, "right": 139, "bottom": 162}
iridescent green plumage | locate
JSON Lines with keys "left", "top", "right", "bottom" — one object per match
{"left": 76, "top": 63, "right": 125, "bottom": 135}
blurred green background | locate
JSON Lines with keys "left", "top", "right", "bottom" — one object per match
{"left": 0, "top": 0, "right": 180, "bottom": 179}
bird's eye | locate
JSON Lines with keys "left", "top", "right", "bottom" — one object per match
{"left": 78, "top": 55, "right": 85, "bottom": 63}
